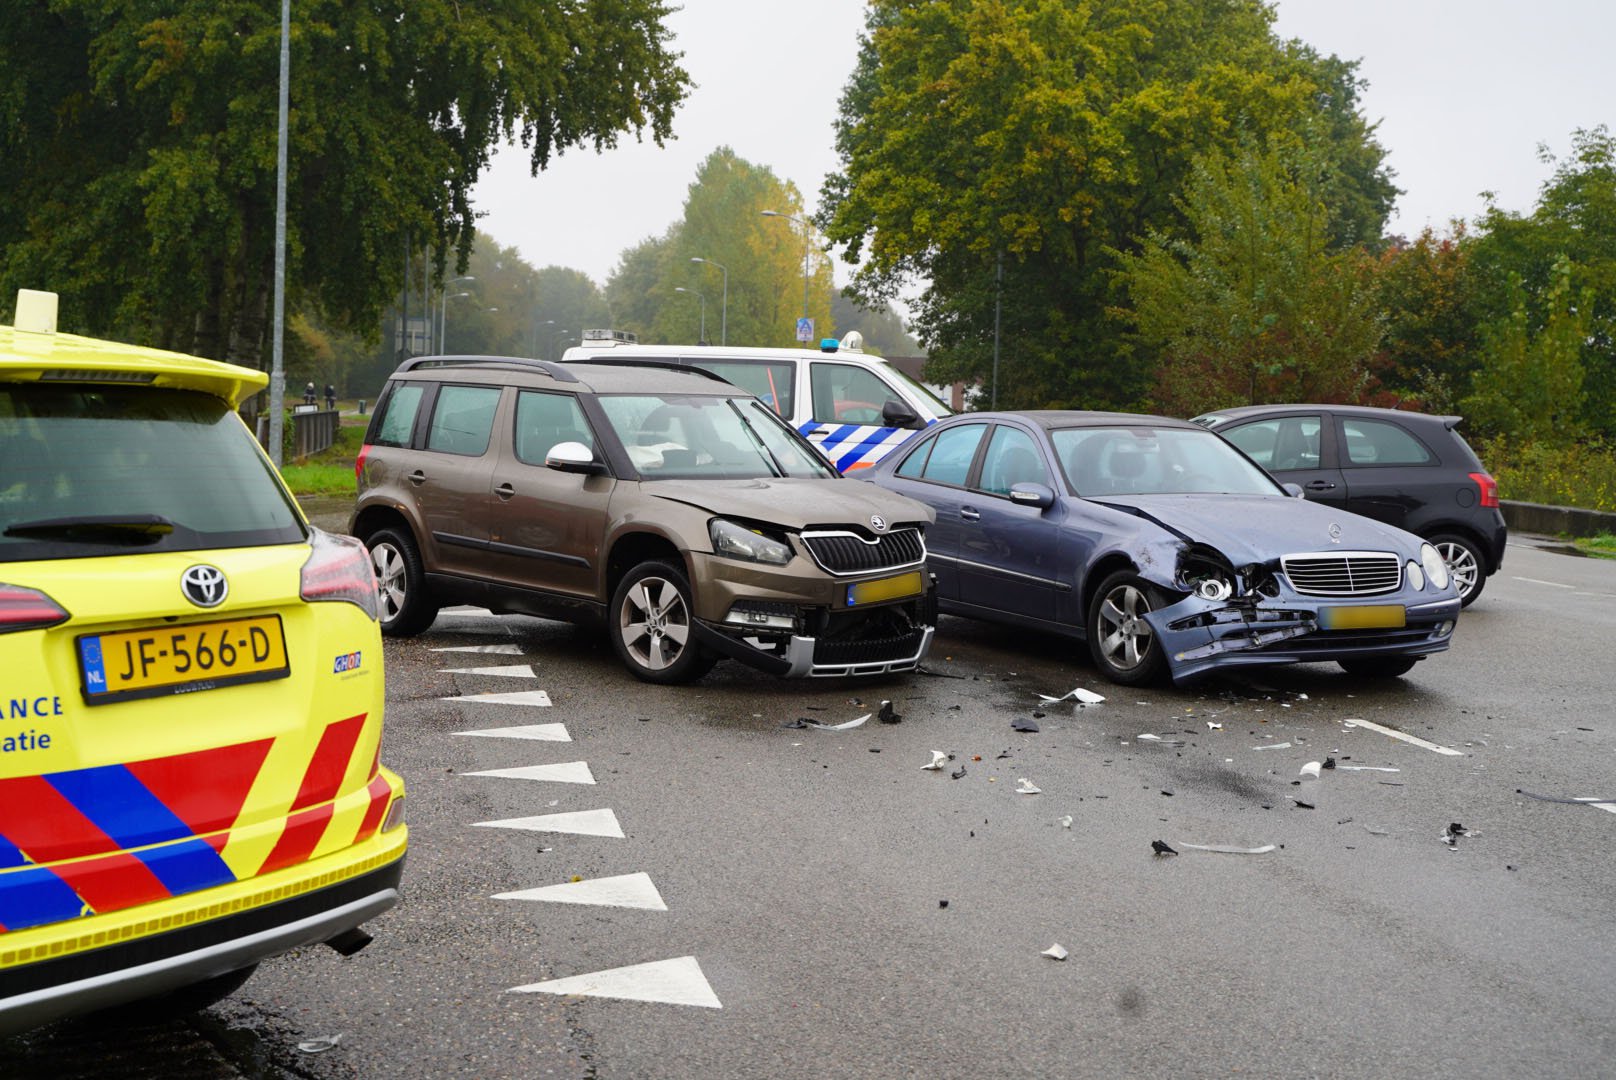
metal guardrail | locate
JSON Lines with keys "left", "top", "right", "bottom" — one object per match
{"left": 255, "top": 408, "right": 337, "bottom": 461}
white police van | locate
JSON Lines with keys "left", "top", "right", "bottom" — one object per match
{"left": 562, "top": 330, "right": 951, "bottom": 472}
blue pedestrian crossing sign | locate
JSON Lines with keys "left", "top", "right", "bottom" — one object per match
{"left": 795, "top": 317, "right": 815, "bottom": 343}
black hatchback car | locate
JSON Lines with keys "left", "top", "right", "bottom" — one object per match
{"left": 1191, "top": 405, "right": 1505, "bottom": 606}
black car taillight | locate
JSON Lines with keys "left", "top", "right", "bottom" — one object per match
{"left": 0, "top": 583, "right": 70, "bottom": 633}
{"left": 1470, "top": 472, "right": 1499, "bottom": 509}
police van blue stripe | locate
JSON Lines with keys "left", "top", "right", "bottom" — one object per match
{"left": 133, "top": 838, "right": 237, "bottom": 897}
{"left": 814, "top": 424, "right": 863, "bottom": 453}
{"left": 46, "top": 764, "right": 196, "bottom": 850}
{"left": 835, "top": 428, "right": 901, "bottom": 472}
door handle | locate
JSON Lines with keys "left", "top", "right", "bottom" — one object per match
{"left": 959, "top": 507, "right": 981, "bottom": 522}
{"left": 407, "top": 470, "right": 426, "bottom": 486}
{"left": 495, "top": 482, "right": 515, "bottom": 500}
{"left": 1304, "top": 480, "right": 1336, "bottom": 491}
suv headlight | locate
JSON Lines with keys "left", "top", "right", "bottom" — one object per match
{"left": 1420, "top": 543, "right": 1450, "bottom": 591}
{"left": 709, "top": 519, "right": 793, "bottom": 565}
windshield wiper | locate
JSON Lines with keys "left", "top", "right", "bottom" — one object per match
{"left": 3, "top": 514, "right": 177, "bottom": 544}
{"left": 726, "top": 401, "right": 788, "bottom": 477}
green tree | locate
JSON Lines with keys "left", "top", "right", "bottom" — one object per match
{"left": 1120, "top": 142, "right": 1385, "bottom": 414}
{"left": 820, "top": 0, "right": 1395, "bottom": 410}
{"left": 1373, "top": 225, "right": 1485, "bottom": 413}
{"left": 1462, "top": 257, "right": 1589, "bottom": 445}
{"left": 0, "top": 1, "right": 688, "bottom": 368}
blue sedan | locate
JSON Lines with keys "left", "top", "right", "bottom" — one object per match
{"left": 862, "top": 411, "right": 1462, "bottom": 686}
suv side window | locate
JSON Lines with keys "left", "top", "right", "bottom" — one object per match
{"left": 977, "top": 425, "right": 1049, "bottom": 495}
{"left": 372, "top": 383, "right": 425, "bottom": 447}
{"left": 900, "top": 422, "right": 986, "bottom": 486}
{"left": 515, "top": 391, "right": 595, "bottom": 465}
{"left": 1340, "top": 418, "right": 1433, "bottom": 466}
{"left": 426, "top": 384, "right": 501, "bottom": 456}
{"left": 1222, "top": 416, "right": 1321, "bottom": 470}
{"left": 811, "top": 362, "right": 900, "bottom": 426}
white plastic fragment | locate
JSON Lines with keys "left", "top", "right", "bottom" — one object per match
{"left": 1176, "top": 842, "right": 1277, "bottom": 855}
{"left": 1137, "top": 733, "right": 1162, "bottom": 741}
{"left": 1041, "top": 944, "right": 1069, "bottom": 961}
{"left": 921, "top": 751, "right": 949, "bottom": 771}
{"left": 1039, "top": 687, "right": 1105, "bottom": 705}
{"left": 1299, "top": 761, "right": 1322, "bottom": 779}
{"left": 1058, "top": 815, "right": 1073, "bottom": 829}
{"left": 1015, "top": 778, "right": 1042, "bottom": 795}
{"left": 1206, "top": 721, "right": 1223, "bottom": 730}
{"left": 1251, "top": 742, "right": 1291, "bottom": 751}
{"left": 1337, "top": 765, "right": 1400, "bottom": 772}
{"left": 297, "top": 1035, "right": 343, "bottom": 1054}
{"left": 805, "top": 712, "right": 871, "bottom": 731}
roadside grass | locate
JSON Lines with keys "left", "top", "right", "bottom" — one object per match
{"left": 1574, "top": 532, "right": 1616, "bottom": 559}
{"left": 1480, "top": 436, "right": 1616, "bottom": 512}
{"left": 278, "top": 411, "right": 364, "bottom": 497}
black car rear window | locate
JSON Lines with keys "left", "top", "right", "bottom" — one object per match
{"left": 0, "top": 385, "right": 305, "bottom": 562}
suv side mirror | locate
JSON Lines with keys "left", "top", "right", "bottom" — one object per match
{"left": 881, "top": 399, "right": 922, "bottom": 430}
{"left": 545, "top": 441, "right": 604, "bottom": 475}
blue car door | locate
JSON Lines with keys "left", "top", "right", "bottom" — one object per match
{"left": 878, "top": 422, "right": 990, "bottom": 601}
{"left": 955, "top": 423, "right": 1062, "bottom": 623}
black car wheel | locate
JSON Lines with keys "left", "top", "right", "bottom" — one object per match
{"left": 368, "top": 526, "right": 439, "bottom": 636}
{"left": 1088, "top": 570, "right": 1168, "bottom": 686}
{"left": 1429, "top": 532, "right": 1486, "bottom": 607}
{"left": 1338, "top": 656, "right": 1419, "bottom": 678}
{"left": 611, "top": 560, "right": 716, "bottom": 684}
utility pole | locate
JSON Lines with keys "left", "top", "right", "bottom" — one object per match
{"left": 268, "top": 0, "right": 290, "bottom": 466}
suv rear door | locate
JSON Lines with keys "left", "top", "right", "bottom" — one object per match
{"left": 411, "top": 382, "right": 502, "bottom": 578}
{"left": 1215, "top": 412, "right": 1348, "bottom": 509}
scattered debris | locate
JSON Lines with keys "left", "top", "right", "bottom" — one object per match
{"left": 1338, "top": 765, "right": 1400, "bottom": 773}
{"left": 1252, "top": 742, "right": 1292, "bottom": 751}
{"left": 1442, "top": 822, "right": 1474, "bottom": 847}
{"left": 922, "top": 750, "right": 949, "bottom": 771}
{"left": 1058, "top": 815, "right": 1073, "bottom": 829}
{"left": 297, "top": 1035, "right": 344, "bottom": 1054}
{"left": 1517, "top": 788, "right": 1616, "bottom": 810}
{"left": 1011, "top": 717, "right": 1041, "bottom": 733}
{"left": 1322, "top": 756, "right": 1337, "bottom": 770}
{"left": 1363, "top": 826, "right": 1391, "bottom": 837}
{"left": 951, "top": 765, "right": 967, "bottom": 780}
{"left": 1176, "top": 842, "right": 1276, "bottom": 855}
{"left": 1039, "top": 687, "right": 1106, "bottom": 705}
{"left": 783, "top": 712, "right": 871, "bottom": 731}
{"left": 918, "top": 666, "right": 967, "bottom": 679}
{"left": 1151, "top": 840, "right": 1178, "bottom": 856}
{"left": 1138, "top": 733, "right": 1162, "bottom": 742}
{"left": 1041, "top": 943, "right": 1070, "bottom": 961}
{"left": 996, "top": 749, "right": 1012, "bottom": 760}
{"left": 1299, "top": 761, "right": 1322, "bottom": 779}
{"left": 1015, "top": 778, "right": 1042, "bottom": 795}
{"left": 1206, "top": 721, "right": 1223, "bottom": 730}
{"left": 939, "top": 899, "right": 950, "bottom": 909}
{"left": 1292, "top": 799, "right": 1315, "bottom": 809}
{"left": 878, "top": 700, "right": 902, "bottom": 724}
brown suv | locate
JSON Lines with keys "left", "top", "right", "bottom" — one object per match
{"left": 351, "top": 356, "right": 937, "bottom": 683}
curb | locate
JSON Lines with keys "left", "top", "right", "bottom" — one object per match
{"left": 1501, "top": 500, "right": 1616, "bottom": 539}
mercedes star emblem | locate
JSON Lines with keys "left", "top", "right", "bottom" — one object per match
{"left": 1328, "top": 523, "right": 1343, "bottom": 544}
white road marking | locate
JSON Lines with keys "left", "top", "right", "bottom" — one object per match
{"left": 443, "top": 690, "right": 553, "bottom": 707}
{"left": 494, "top": 872, "right": 667, "bottom": 910}
{"left": 431, "top": 643, "right": 525, "bottom": 655}
{"left": 473, "top": 808, "right": 624, "bottom": 837}
{"left": 441, "top": 664, "right": 536, "bottom": 678}
{"left": 1342, "top": 717, "right": 1463, "bottom": 756}
{"left": 455, "top": 723, "right": 570, "bottom": 742}
{"left": 465, "top": 761, "right": 596, "bottom": 785}
{"left": 1575, "top": 798, "right": 1616, "bottom": 816}
{"left": 508, "top": 956, "right": 720, "bottom": 1008}
{"left": 1512, "top": 576, "right": 1574, "bottom": 589}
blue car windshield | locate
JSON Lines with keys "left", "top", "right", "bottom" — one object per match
{"left": 1052, "top": 426, "right": 1284, "bottom": 497}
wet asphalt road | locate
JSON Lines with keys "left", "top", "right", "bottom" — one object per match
{"left": 5, "top": 531, "right": 1615, "bottom": 1079}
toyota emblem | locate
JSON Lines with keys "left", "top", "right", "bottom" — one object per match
{"left": 181, "top": 564, "right": 229, "bottom": 608}
{"left": 870, "top": 514, "right": 888, "bottom": 533}
{"left": 1328, "top": 523, "right": 1342, "bottom": 544}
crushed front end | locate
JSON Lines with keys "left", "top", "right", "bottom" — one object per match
{"left": 1143, "top": 543, "right": 1461, "bottom": 683}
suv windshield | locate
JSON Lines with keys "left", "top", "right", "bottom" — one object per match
{"left": 1, "top": 385, "right": 304, "bottom": 562}
{"left": 597, "top": 393, "right": 838, "bottom": 480}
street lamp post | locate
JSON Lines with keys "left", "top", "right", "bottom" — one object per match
{"left": 438, "top": 275, "right": 475, "bottom": 352}
{"left": 690, "top": 257, "right": 728, "bottom": 345}
{"left": 532, "top": 317, "right": 554, "bottom": 359}
{"left": 673, "top": 287, "right": 707, "bottom": 344}
{"left": 550, "top": 329, "right": 571, "bottom": 362}
{"left": 761, "top": 210, "right": 812, "bottom": 331}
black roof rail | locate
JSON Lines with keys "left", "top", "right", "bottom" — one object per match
{"left": 562, "top": 356, "right": 731, "bottom": 384}
{"left": 393, "top": 354, "right": 579, "bottom": 383}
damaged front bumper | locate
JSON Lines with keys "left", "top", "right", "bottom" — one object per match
{"left": 1144, "top": 592, "right": 1461, "bottom": 684}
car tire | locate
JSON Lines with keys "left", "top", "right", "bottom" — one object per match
{"left": 1429, "top": 532, "right": 1486, "bottom": 607}
{"left": 1337, "top": 656, "right": 1419, "bottom": 679}
{"left": 1087, "top": 570, "right": 1169, "bottom": 686}
{"left": 368, "top": 526, "right": 439, "bottom": 636}
{"left": 610, "top": 560, "right": 717, "bottom": 684}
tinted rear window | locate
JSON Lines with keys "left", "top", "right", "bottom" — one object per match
{"left": 1, "top": 385, "right": 304, "bottom": 562}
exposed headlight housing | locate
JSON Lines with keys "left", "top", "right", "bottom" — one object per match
{"left": 1406, "top": 560, "right": 1425, "bottom": 591}
{"left": 709, "top": 518, "right": 793, "bottom": 565}
{"left": 1420, "top": 543, "right": 1450, "bottom": 590}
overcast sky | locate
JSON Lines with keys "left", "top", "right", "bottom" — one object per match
{"left": 469, "top": 0, "right": 1614, "bottom": 288}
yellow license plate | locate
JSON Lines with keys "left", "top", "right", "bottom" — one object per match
{"left": 1319, "top": 605, "right": 1406, "bottom": 630}
{"left": 846, "top": 570, "right": 925, "bottom": 607}
{"left": 78, "top": 615, "right": 289, "bottom": 705}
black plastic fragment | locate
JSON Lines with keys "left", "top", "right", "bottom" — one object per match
{"left": 1012, "top": 718, "right": 1040, "bottom": 733}
{"left": 878, "top": 700, "right": 902, "bottom": 724}
{"left": 1151, "top": 840, "right": 1178, "bottom": 856}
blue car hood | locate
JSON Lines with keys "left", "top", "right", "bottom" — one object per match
{"left": 1086, "top": 493, "right": 1420, "bottom": 564}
